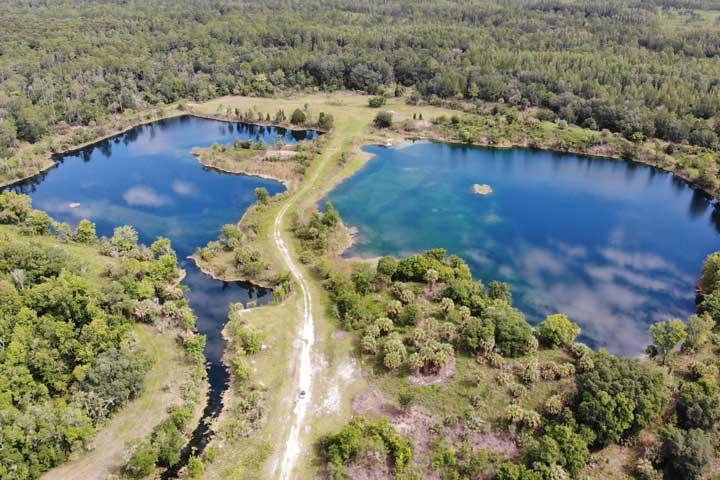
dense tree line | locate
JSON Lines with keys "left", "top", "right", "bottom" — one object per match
{"left": 0, "top": 192, "right": 202, "bottom": 479}
{"left": 2, "top": 0, "right": 720, "bottom": 159}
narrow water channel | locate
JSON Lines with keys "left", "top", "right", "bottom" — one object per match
{"left": 7, "top": 115, "right": 318, "bottom": 474}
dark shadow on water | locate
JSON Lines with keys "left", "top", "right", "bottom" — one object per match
{"left": 162, "top": 263, "right": 273, "bottom": 478}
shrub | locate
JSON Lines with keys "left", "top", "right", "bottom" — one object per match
{"left": 537, "top": 313, "right": 580, "bottom": 347}
{"left": 374, "top": 111, "right": 393, "bottom": 128}
{"left": 368, "top": 96, "right": 386, "bottom": 108}
{"left": 290, "top": 108, "right": 306, "bottom": 125}
{"left": 399, "top": 302, "right": 422, "bottom": 326}
{"left": 322, "top": 417, "right": 412, "bottom": 478}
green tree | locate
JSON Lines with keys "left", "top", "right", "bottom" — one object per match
{"left": 575, "top": 352, "right": 669, "bottom": 446}
{"left": 255, "top": 187, "right": 270, "bottom": 205}
{"left": 111, "top": 225, "right": 139, "bottom": 254}
{"left": 81, "top": 348, "right": 148, "bottom": 420}
{"left": 317, "top": 112, "right": 334, "bottom": 130}
{"left": 0, "top": 191, "right": 32, "bottom": 224}
{"left": 660, "top": 427, "right": 714, "bottom": 480}
{"left": 577, "top": 390, "right": 634, "bottom": 447}
{"left": 676, "top": 379, "right": 720, "bottom": 430}
{"left": 0, "top": 118, "right": 17, "bottom": 158}
{"left": 699, "top": 252, "right": 720, "bottom": 293}
{"left": 683, "top": 314, "right": 715, "bottom": 351}
{"left": 74, "top": 219, "right": 97, "bottom": 243}
{"left": 522, "top": 424, "right": 589, "bottom": 476}
{"left": 537, "top": 313, "right": 581, "bottom": 348}
{"left": 150, "top": 237, "right": 175, "bottom": 259}
{"left": 125, "top": 440, "right": 159, "bottom": 479}
{"left": 483, "top": 303, "right": 534, "bottom": 357}
{"left": 10, "top": 97, "right": 49, "bottom": 142}
{"left": 350, "top": 263, "right": 375, "bottom": 295}
{"left": 290, "top": 108, "right": 307, "bottom": 125}
{"left": 648, "top": 318, "right": 686, "bottom": 365}
{"left": 25, "top": 210, "right": 52, "bottom": 235}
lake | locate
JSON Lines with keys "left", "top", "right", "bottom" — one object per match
{"left": 9, "top": 115, "right": 318, "bottom": 460}
{"left": 326, "top": 141, "right": 720, "bottom": 355}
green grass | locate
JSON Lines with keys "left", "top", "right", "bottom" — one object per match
{"left": 202, "top": 298, "right": 301, "bottom": 479}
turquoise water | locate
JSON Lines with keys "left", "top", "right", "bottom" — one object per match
{"left": 9, "top": 115, "right": 317, "bottom": 462}
{"left": 326, "top": 141, "right": 720, "bottom": 355}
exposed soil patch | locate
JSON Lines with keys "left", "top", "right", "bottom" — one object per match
{"left": 446, "top": 425, "right": 520, "bottom": 459}
{"left": 392, "top": 405, "right": 438, "bottom": 471}
{"left": 264, "top": 149, "right": 297, "bottom": 160}
{"left": 352, "top": 388, "right": 403, "bottom": 417}
{"left": 345, "top": 451, "right": 394, "bottom": 480}
{"left": 351, "top": 388, "right": 519, "bottom": 478}
{"left": 588, "top": 143, "right": 617, "bottom": 157}
{"left": 332, "top": 329, "right": 352, "bottom": 340}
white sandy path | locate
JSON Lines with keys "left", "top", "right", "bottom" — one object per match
{"left": 274, "top": 197, "right": 315, "bottom": 480}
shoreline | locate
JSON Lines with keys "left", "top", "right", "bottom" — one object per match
{"left": 1, "top": 107, "right": 322, "bottom": 189}
{"left": 402, "top": 130, "right": 720, "bottom": 200}
{"left": 193, "top": 154, "right": 293, "bottom": 190}
{"left": 7, "top": 96, "right": 712, "bottom": 202}
{"left": 188, "top": 254, "right": 278, "bottom": 290}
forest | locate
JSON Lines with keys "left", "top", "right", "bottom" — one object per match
{"left": 0, "top": 191, "right": 205, "bottom": 479}
{"left": 2, "top": 0, "right": 720, "bottom": 160}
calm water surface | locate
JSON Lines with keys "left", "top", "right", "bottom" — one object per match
{"left": 9, "top": 115, "right": 317, "bottom": 463}
{"left": 326, "top": 141, "right": 720, "bottom": 355}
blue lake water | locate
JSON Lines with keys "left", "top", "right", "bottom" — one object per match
{"left": 8, "top": 115, "right": 318, "bottom": 461}
{"left": 326, "top": 141, "right": 720, "bottom": 355}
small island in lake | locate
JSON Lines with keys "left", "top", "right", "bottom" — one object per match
{"left": 473, "top": 183, "right": 493, "bottom": 195}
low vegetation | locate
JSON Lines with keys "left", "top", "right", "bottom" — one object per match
{"left": 192, "top": 130, "right": 326, "bottom": 189}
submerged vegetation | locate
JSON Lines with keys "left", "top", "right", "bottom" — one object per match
{"left": 0, "top": 192, "right": 206, "bottom": 479}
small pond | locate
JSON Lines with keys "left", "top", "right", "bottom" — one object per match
{"left": 326, "top": 141, "right": 720, "bottom": 355}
